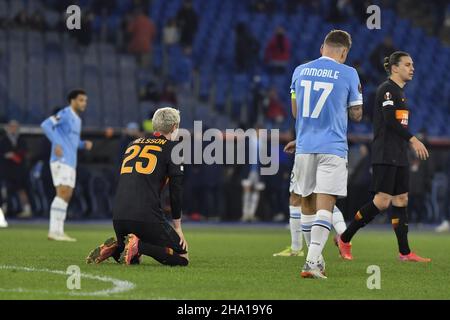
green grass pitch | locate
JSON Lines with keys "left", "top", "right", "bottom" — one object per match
{"left": 0, "top": 223, "right": 449, "bottom": 300}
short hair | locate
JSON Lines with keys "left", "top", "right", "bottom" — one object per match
{"left": 324, "top": 30, "right": 352, "bottom": 49}
{"left": 383, "top": 51, "right": 410, "bottom": 76}
{"left": 152, "top": 107, "right": 180, "bottom": 134}
{"left": 67, "top": 89, "right": 87, "bottom": 103}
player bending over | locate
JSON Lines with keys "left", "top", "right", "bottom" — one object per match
{"left": 41, "top": 89, "right": 93, "bottom": 241}
{"left": 86, "top": 107, "right": 189, "bottom": 266}
{"left": 337, "top": 52, "right": 431, "bottom": 263}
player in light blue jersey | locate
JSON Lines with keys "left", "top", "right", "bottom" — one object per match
{"left": 41, "top": 89, "right": 93, "bottom": 241}
{"left": 288, "top": 30, "right": 363, "bottom": 278}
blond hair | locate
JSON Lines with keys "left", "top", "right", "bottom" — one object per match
{"left": 152, "top": 107, "right": 180, "bottom": 134}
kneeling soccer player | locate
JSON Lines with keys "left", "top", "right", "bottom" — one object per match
{"left": 86, "top": 107, "right": 189, "bottom": 266}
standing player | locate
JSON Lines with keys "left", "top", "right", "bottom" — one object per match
{"left": 289, "top": 30, "right": 363, "bottom": 279}
{"left": 337, "top": 52, "right": 431, "bottom": 262}
{"left": 86, "top": 107, "right": 189, "bottom": 267}
{"left": 273, "top": 141, "right": 348, "bottom": 257}
{"left": 241, "top": 128, "right": 265, "bottom": 222}
{"left": 41, "top": 89, "right": 93, "bottom": 241}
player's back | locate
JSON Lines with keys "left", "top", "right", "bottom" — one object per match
{"left": 291, "top": 56, "right": 362, "bottom": 158}
{"left": 113, "top": 133, "right": 177, "bottom": 223}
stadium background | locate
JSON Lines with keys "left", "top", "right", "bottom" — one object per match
{"left": 0, "top": 0, "right": 449, "bottom": 227}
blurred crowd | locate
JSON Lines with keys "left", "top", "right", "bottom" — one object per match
{"left": 0, "top": 0, "right": 449, "bottom": 229}
{"left": 1, "top": 120, "right": 449, "bottom": 231}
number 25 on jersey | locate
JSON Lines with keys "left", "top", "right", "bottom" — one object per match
{"left": 120, "top": 145, "right": 162, "bottom": 175}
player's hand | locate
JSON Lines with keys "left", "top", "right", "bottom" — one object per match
{"left": 410, "top": 136, "right": 429, "bottom": 160}
{"left": 283, "top": 140, "right": 296, "bottom": 154}
{"left": 85, "top": 140, "right": 93, "bottom": 151}
{"left": 54, "top": 145, "right": 63, "bottom": 158}
{"left": 175, "top": 227, "right": 188, "bottom": 251}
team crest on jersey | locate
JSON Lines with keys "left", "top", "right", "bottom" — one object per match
{"left": 382, "top": 91, "right": 394, "bottom": 107}
{"left": 384, "top": 92, "right": 392, "bottom": 100}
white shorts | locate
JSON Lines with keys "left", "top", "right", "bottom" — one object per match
{"left": 289, "top": 154, "right": 348, "bottom": 198}
{"left": 50, "top": 162, "right": 76, "bottom": 188}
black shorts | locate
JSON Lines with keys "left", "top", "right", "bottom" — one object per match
{"left": 371, "top": 164, "right": 409, "bottom": 196}
{"left": 113, "top": 219, "right": 187, "bottom": 255}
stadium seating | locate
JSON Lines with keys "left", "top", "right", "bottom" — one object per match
{"left": 0, "top": 0, "right": 448, "bottom": 135}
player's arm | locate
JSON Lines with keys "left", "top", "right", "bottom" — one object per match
{"left": 348, "top": 68, "right": 363, "bottom": 122}
{"left": 169, "top": 175, "right": 188, "bottom": 250}
{"left": 168, "top": 153, "right": 187, "bottom": 250}
{"left": 284, "top": 140, "right": 296, "bottom": 154}
{"left": 291, "top": 91, "right": 297, "bottom": 119}
{"left": 40, "top": 113, "right": 65, "bottom": 147}
{"left": 290, "top": 70, "right": 298, "bottom": 119}
{"left": 169, "top": 175, "right": 183, "bottom": 221}
{"left": 382, "top": 107, "right": 413, "bottom": 141}
{"left": 381, "top": 96, "right": 429, "bottom": 160}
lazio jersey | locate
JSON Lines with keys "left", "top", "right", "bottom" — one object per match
{"left": 41, "top": 106, "right": 85, "bottom": 168}
{"left": 290, "top": 56, "right": 362, "bottom": 158}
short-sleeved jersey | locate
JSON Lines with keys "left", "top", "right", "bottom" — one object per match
{"left": 40, "top": 106, "right": 84, "bottom": 168}
{"left": 290, "top": 56, "right": 362, "bottom": 158}
{"left": 372, "top": 79, "right": 410, "bottom": 166}
{"left": 113, "top": 133, "right": 183, "bottom": 223}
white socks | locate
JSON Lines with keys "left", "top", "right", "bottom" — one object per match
{"left": 242, "top": 191, "right": 260, "bottom": 220}
{"left": 332, "top": 206, "right": 347, "bottom": 235}
{"left": 0, "top": 208, "right": 7, "bottom": 227}
{"left": 301, "top": 213, "right": 316, "bottom": 247}
{"left": 248, "top": 192, "right": 260, "bottom": 218}
{"left": 49, "top": 197, "right": 68, "bottom": 235}
{"left": 306, "top": 209, "right": 332, "bottom": 265}
{"left": 242, "top": 191, "right": 251, "bottom": 219}
{"left": 289, "top": 206, "right": 302, "bottom": 251}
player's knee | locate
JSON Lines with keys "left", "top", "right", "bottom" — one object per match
{"left": 289, "top": 193, "right": 301, "bottom": 207}
{"left": 179, "top": 257, "right": 189, "bottom": 266}
{"left": 58, "top": 187, "right": 73, "bottom": 202}
{"left": 378, "top": 201, "right": 390, "bottom": 211}
{"left": 301, "top": 203, "right": 314, "bottom": 214}
{"left": 163, "top": 254, "right": 189, "bottom": 267}
{"left": 374, "top": 194, "right": 391, "bottom": 211}
{"left": 392, "top": 194, "right": 408, "bottom": 207}
{"left": 301, "top": 195, "right": 315, "bottom": 214}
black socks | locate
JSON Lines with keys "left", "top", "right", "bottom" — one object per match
{"left": 341, "top": 201, "right": 380, "bottom": 243}
{"left": 138, "top": 241, "right": 189, "bottom": 266}
{"left": 390, "top": 206, "right": 411, "bottom": 255}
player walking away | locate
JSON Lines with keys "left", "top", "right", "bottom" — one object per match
{"left": 337, "top": 52, "right": 431, "bottom": 262}
{"left": 86, "top": 107, "right": 189, "bottom": 267}
{"left": 289, "top": 30, "right": 363, "bottom": 279}
{"left": 41, "top": 89, "right": 93, "bottom": 241}
{"left": 273, "top": 142, "right": 348, "bottom": 259}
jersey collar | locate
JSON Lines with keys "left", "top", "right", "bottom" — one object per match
{"left": 319, "top": 56, "right": 338, "bottom": 63}
{"left": 68, "top": 106, "right": 81, "bottom": 120}
{"left": 388, "top": 78, "right": 405, "bottom": 90}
